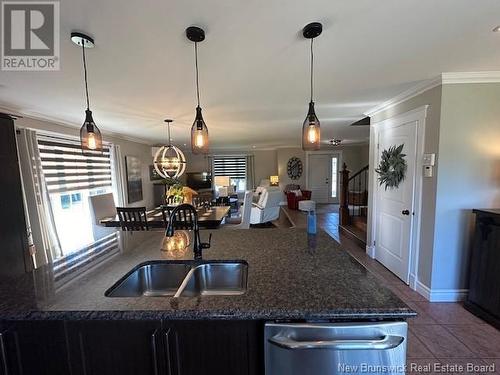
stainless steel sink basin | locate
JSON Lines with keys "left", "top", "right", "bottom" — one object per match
{"left": 176, "top": 262, "right": 248, "bottom": 297}
{"left": 105, "top": 261, "right": 248, "bottom": 298}
{"left": 105, "top": 262, "right": 191, "bottom": 297}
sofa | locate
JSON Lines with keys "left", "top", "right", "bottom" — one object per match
{"left": 250, "top": 188, "right": 282, "bottom": 224}
{"left": 286, "top": 189, "right": 312, "bottom": 210}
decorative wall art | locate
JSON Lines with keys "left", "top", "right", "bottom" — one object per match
{"left": 125, "top": 156, "right": 143, "bottom": 203}
{"left": 375, "top": 144, "right": 407, "bottom": 190}
{"left": 287, "top": 157, "right": 303, "bottom": 180}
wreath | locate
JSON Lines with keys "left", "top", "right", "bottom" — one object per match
{"left": 375, "top": 144, "right": 407, "bottom": 190}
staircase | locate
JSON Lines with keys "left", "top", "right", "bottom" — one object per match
{"left": 339, "top": 163, "right": 368, "bottom": 245}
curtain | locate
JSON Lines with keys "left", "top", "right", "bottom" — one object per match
{"left": 246, "top": 154, "right": 255, "bottom": 191}
{"left": 111, "top": 144, "right": 126, "bottom": 207}
{"left": 16, "top": 128, "right": 62, "bottom": 267}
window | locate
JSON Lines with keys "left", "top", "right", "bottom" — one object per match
{"left": 213, "top": 156, "right": 247, "bottom": 192}
{"left": 331, "top": 156, "right": 338, "bottom": 198}
{"left": 37, "top": 135, "right": 117, "bottom": 258}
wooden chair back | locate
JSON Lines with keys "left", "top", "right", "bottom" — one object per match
{"left": 116, "top": 207, "right": 149, "bottom": 231}
{"left": 170, "top": 204, "right": 197, "bottom": 230}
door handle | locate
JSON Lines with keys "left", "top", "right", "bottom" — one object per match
{"left": 402, "top": 210, "right": 410, "bottom": 216}
{"left": 151, "top": 329, "right": 159, "bottom": 375}
{"left": 268, "top": 334, "right": 404, "bottom": 350}
{"left": 0, "top": 332, "right": 9, "bottom": 375}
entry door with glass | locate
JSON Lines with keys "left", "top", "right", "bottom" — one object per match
{"left": 308, "top": 154, "right": 339, "bottom": 204}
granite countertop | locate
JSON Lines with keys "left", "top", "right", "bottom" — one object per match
{"left": 0, "top": 228, "right": 415, "bottom": 321}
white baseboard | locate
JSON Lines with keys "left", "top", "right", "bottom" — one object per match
{"left": 415, "top": 280, "right": 468, "bottom": 302}
{"left": 366, "top": 245, "right": 375, "bottom": 258}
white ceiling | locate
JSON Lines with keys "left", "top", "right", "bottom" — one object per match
{"left": 1, "top": 0, "right": 500, "bottom": 149}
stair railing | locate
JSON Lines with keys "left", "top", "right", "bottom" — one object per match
{"left": 339, "top": 163, "right": 369, "bottom": 225}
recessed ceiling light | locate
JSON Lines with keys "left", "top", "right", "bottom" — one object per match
{"left": 493, "top": 25, "right": 500, "bottom": 32}
{"left": 252, "top": 145, "right": 256, "bottom": 149}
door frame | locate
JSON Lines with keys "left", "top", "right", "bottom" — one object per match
{"left": 305, "top": 150, "right": 343, "bottom": 204}
{"left": 367, "top": 106, "right": 428, "bottom": 289}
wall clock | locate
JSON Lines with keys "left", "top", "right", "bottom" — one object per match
{"left": 287, "top": 157, "right": 303, "bottom": 180}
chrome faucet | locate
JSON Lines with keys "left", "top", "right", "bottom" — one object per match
{"left": 165, "top": 204, "right": 211, "bottom": 260}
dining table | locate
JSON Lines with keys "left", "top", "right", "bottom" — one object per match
{"left": 100, "top": 205, "right": 231, "bottom": 229}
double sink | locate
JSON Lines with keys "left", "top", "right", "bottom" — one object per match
{"left": 105, "top": 260, "right": 248, "bottom": 298}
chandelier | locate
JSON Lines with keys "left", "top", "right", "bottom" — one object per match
{"left": 153, "top": 119, "right": 186, "bottom": 179}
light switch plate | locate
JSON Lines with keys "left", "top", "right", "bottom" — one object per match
{"left": 423, "top": 153, "right": 436, "bottom": 166}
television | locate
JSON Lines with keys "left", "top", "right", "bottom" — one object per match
{"left": 186, "top": 172, "right": 212, "bottom": 190}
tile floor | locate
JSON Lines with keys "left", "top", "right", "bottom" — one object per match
{"left": 281, "top": 204, "right": 500, "bottom": 374}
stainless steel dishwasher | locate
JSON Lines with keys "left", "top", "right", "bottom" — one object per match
{"left": 265, "top": 321, "right": 407, "bottom": 375}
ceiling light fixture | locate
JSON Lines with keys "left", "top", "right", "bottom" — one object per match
{"left": 153, "top": 119, "right": 187, "bottom": 179}
{"left": 493, "top": 25, "right": 500, "bottom": 32}
{"left": 329, "top": 138, "right": 342, "bottom": 146}
{"left": 301, "top": 22, "right": 322, "bottom": 151}
{"left": 71, "top": 32, "right": 103, "bottom": 154}
{"left": 186, "top": 26, "right": 209, "bottom": 154}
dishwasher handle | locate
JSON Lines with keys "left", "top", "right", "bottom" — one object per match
{"left": 268, "top": 334, "right": 404, "bottom": 350}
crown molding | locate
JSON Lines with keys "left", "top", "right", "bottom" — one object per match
{"left": 364, "top": 71, "right": 500, "bottom": 117}
{"left": 441, "top": 71, "right": 500, "bottom": 84}
{"left": 364, "top": 76, "right": 441, "bottom": 117}
{"left": 0, "top": 104, "right": 154, "bottom": 146}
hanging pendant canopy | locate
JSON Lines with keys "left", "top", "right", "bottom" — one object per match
{"left": 301, "top": 22, "right": 322, "bottom": 151}
{"left": 153, "top": 119, "right": 187, "bottom": 179}
{"left": 186, "top": 26, "right": 209, "bottom": 154}
{"left": 71, "top": 32, "right": 103, "bottom": 154}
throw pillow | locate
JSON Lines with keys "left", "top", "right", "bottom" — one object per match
{"left": 291, "top": 189, "right": 302, "bottom": 197}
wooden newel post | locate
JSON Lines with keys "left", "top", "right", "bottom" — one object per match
{"left": 339, "top": 163, "right": 350, "bottom": 225}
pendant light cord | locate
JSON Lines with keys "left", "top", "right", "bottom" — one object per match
{"left": 167, "top": 121, "right": 171, "bottom": 146}
{"left": 310, "top": 38, "right": 314, "bottom": 102}
{"left": 195, "top": 42, "right": 200, "bottom": 107}
{"left": 81, "top": 40, "right": 90, "bottom": 110}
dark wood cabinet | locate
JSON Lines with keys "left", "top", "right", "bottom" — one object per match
{"left": 0, "top": 319, "right": 263, "bottom": 374}
{"left": 66, "top": 320, "right": 164, "bottom": 375}
{"left": 0, "top": 320, "right": 70, "bottom": 375}
{"left": 0, "top": 114, "right": 30, "bottom": 277}
{"left": 465, "top": 209, "right": 500, "bottom": 329}
{"left": 170, "top": 320, "right": 262, "bottom": 375}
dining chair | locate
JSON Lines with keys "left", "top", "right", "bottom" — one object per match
{"left": 169, "top": 204, "right": 197, "bottom": 230}
{"left": 116, "top": 207, "right": 149, "bottom": 231}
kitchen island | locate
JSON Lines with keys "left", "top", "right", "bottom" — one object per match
{"left": 0, "top": 229, "right": 415, "bottom": 374}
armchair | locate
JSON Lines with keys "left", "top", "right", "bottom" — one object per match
{"left": 286, "top": 189, "right": 312, "bottom": 210}
{"left": 250, "top": 189, "right": 282, "bottom": 224}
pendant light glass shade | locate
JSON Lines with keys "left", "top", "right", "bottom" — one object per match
{"left": 302, "top": 101, "right": 320, "bottom": 150}
{"left": 191, "top": 106, "right": 209, "bottom": 154}
{"left": 80, "top": 109, "right": 103, "bottom": 153}
{"left": 153, "top": 120, "right": 187, "bottom": 179}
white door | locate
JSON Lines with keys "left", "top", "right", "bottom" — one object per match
{"left": 308, "top": 154, "right": 339, "bottom": 204}
{"left": 375, "top": 119, "right": 418, "bottom": 283}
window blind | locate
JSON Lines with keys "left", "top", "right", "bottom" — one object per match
{"left": 213, "top": 156, "right": 246, "bottom": 179}
{"left": 37, "top": 135, "right": 112, "bottom": 194}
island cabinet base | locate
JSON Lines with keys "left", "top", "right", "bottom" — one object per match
{"left": 0, "top": 319, "right": 264, "bottom": 375}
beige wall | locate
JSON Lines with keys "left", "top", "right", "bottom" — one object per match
{"left": 369, "top": 85, "right": 442, "bottom": 288}
{"left": 369, "top": 82, "right": 500, "bottom": 293}
{"left": 15, "top": 116, "right": 155, "bottom": 209}
{"left": 432, "top": 83, "right": 500, "bottom": 290}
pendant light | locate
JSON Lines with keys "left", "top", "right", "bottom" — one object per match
{"left": 71, "top": 32, "right": 103, "bottom": 154}
{"left": 301, "top": 22, "right": 322, "bottom": 151}
{"left": 153, "top": 119, "right": 187, "bottom": 179}
{"left": 186, "top": 26, "right": 209, "bottom": 154}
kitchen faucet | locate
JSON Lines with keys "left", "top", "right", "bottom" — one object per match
{"left": 165, "top": 204, "right": 211, "bottom": 259}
